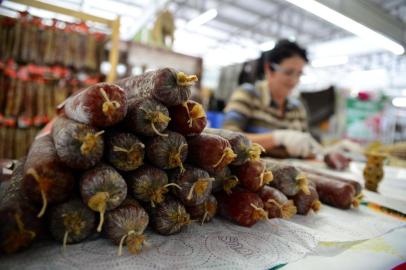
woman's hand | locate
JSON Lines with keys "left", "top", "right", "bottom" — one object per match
{"left": 271, "top": 130, "right": 322, "bottom": 158}
{"left": 246, "top": 130, "right": 322, "bottom": 158}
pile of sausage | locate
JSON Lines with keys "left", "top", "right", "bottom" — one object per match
{"left": 0, "top": 67, "right": 363, "bottom": 257}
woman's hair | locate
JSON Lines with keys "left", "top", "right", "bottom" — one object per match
{"left": 265, "top": 39, "right": 308, "bottom": 65}
{"left": 256, "top": 39, "right": 308, "bottom": 79}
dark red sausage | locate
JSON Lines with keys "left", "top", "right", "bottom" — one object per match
{"left": 170, "top": 165, "right": 213, "bottom": 207}
{"left": 258, "top": 186, "right": 296, "bottom": 219}
{"left": 169, "top": 100, "right": 207, "bottom": 136}
{"left": 104, "top": 199, "right": 149, "bottom": 256}
{"left": 23, "top": 135, "right": 75, "bottom": 218}
{"left": 124, "top": 98, "right": 170, "bottom": 137}
{"left": 115, "top": 68, "right": 197, "bottom": 106}
{"left": 308, "top": 173, "right": 356, "bottom": 209}
{"left": 48, "top": 199, "right": 96, "bottom": 248}
{"left": 105, "top": 131, "right": 144, "bottom": 172}
{"left": 216, "top": 189, "right": 267, "bottom": 227}
{"left": 148, "top": 196, "right": 190, "bottom": 235}
{"left": 290, "top": 182, "right": 321, "bottom": 215}
{"left": 186, "top": 195, "right": 217, "bottom": 224}
{"left": 297, "top": 166, "right": 363, "bottom": 196}
{"left": 210, "top": 166, "right": 239, "bottom": 194}
{"left": 126, "top": 165, "right": 172, "bottom": 207}
{"left": 63, "top": 82, "right": 127, "bottom": 127}
{"left": 265, "top": 160, "right": 310, "bottom": 197}
{"left": 145, "top": 131, "right": 188, "bottom": 171}
{"left": 0, "top": 159, "right": 42, "bottom": 254}
{"left": 204, "top": 128, "right": 264, "bottom": 165}
{"left": 231, "top": 160, "right": 273, "bottom": 192}
{"left": 324, "top": 152, "right": 351, "bottom": 171}
{"left": 80, "top": 164, "right": 127, "bottom": 232}
{"left": 187, "top": 133, "right": 237, "bottom": 174}
{"left": 52, "top": 116, "right": 104, "bottom": 170}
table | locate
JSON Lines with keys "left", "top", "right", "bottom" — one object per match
{"left": 1, "top": 161, "right": 405, "bottom": 270}
{"left": 280, "top": 160, "right": 406, "bottom": 270}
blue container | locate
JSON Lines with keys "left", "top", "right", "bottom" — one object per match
{"left": 206, "top": 111, "right": 225, "bottom": 128}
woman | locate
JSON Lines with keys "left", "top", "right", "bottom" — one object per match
{"left": 223, "top": 39, "right": 321, "bottom": 158}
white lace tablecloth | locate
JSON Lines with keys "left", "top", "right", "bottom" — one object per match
{"left": 0, "top": 204, "right": 404, "bottom": 270}
{"left": 289, "top": 205, "right": 405, "bottom": 242}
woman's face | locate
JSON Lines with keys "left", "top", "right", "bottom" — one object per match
{"left": 265, "top": 55, "right": 306, "bottom": 99}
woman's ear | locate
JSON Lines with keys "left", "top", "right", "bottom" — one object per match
{"left": 264, "top": 63, "right": 272, "bottom": 78}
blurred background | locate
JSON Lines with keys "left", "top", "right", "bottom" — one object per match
{"left": 1, "top": 0, "right": 406, "bottom": 159}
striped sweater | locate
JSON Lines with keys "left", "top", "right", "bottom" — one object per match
{"left": 223, "top": 81, "right": 308, "bottom": 133}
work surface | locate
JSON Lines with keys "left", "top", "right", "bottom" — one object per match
{"left": 1, "top": 161, "right": 405, "bottom": 270}
{"left": 281, "top": 160, "right": 406, "bottom": 270}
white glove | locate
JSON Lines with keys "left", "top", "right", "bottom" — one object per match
{"left": 272, "top": 130, "right": 322, "bottom": 158}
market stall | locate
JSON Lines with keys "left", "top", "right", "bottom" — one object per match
{"left": 0, "top": 68, "right": 404, "bottom": 269}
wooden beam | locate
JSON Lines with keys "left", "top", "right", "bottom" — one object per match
{"left": 107, "top": 16, "right": 120, "bottom": 82}
{"left": 10, "top": 0, "right": 113, "bottom": 25}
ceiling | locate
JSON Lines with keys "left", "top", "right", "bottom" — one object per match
{"left": 172, "top": 0, "right": 348, "bottom": 46}
{"left": 2, "top": 0, "right": 405, "bottom": 47}
{"left": 369, "top": 0, "right": 406, "bottom": 24}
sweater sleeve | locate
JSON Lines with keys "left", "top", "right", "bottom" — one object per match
{"left": 222, "top": 87, "right": 254, "bottom": 131}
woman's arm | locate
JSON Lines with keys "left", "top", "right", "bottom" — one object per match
{"left": 246, "top": 130, "right": 322, "bottom": 158}
{"left": 245, "top": 133, "right": 278, "bottom": 152}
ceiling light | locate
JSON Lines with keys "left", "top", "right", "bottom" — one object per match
{"left": 187, "top": 9, "right": 218, "bottom": 28}
{"left": 311, "top": 56, "right": 349, "bottom": 68}
{"left": 392, "top": 97, "right": 406, "bottom": 108}
{"left": 284, "top": 0, "right": 404, "bottom": 55}
{"left": 300, "top": 74, "right": 317, "bottom": 84}
{"left": 259, "top": 40, "right": 275, "bottom": 51}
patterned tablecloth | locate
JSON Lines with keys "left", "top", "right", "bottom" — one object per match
{"left": 282, "top": 227, "right": 406, "bottom": 270}
{"left": 0, "top": 204, "right": 404, "bottom": 270}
